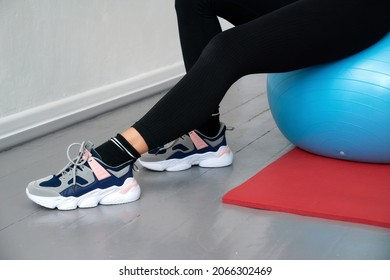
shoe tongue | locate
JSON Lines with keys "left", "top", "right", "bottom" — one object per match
{"left": 90, "top": 148, "right": 103, "bottom": 160}
{"left": 83, "top": 141, "right": 101, "bottom": 160}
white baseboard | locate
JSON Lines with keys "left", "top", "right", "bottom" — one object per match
{"left": 0, "top": 62, "right": 185, "bottom": 152}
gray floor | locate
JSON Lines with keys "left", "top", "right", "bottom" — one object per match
{"left": 1, "top": 74, "right": 389, "bottom": 260}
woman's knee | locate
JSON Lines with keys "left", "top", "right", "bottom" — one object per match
{"left": 196, "top": 32, "right": 244, "bottom": 74}
{"left": 197, "top": 29, "right": 262, "bottom": 78}
{"left": 201, "top": 31, "right": 238, "bottom": 61}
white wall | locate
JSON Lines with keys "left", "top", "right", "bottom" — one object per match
{"left": 0, "top": 0, "right": 185, "bottom": 151}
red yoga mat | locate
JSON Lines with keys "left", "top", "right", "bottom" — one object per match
{"left": 222, "top": 148, "right": 390, "bottom": 228}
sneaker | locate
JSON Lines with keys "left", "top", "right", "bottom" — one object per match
{"left": 26, "top": 141, "right": 140, "bottom": 210}
{"left": 139, "top": 123, "right": 233, "bottom": 171}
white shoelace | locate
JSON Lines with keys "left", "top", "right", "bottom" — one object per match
{"left": 58, "top": 141, "right": 89, "bottom": 186}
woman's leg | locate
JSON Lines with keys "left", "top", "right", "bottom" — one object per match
{"left": 131, "top": 0, "right": 390, "bottom": 152}
{"left": 176, "top": 0, "right": 299, "bottom": 136}
{"left": 100, "top": 0, "right": 303, "bottom": 166}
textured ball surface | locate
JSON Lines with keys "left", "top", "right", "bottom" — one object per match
{"left": 267, "top": 33, "right": 390, "bottom": 163}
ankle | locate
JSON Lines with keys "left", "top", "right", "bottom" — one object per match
{"left": 121, "top": 127, "right": 149, "bottom": 155}
{"left": 95, "top": 134, "right": 140, "bottom": 167}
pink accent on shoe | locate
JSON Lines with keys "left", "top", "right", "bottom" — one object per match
{"left": 218, "top": 147, "right": 232, "bottom": 157}
{"left": 85, "top": 151, "right": 111, "bottom": 181}
{"left": 189, "top": 131, "right": 208, "bottom": 150}
{"left": 119, "top": 181, "right": 139, "bottom": 194}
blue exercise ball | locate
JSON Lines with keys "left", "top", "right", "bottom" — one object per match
{"left": 267, "top": 32, "right": 390, "bottom": 163}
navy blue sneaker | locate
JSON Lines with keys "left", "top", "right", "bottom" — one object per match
{"left": 26, "top": 141, "right": 140, "bottom": 210}
{"left": 139, "top": 123, "right": 233, "bottom": 171}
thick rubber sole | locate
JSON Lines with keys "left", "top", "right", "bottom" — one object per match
{"left": 139, "top": 146, "right": 233, "bottom": 172}
{"left": 26, "top": 178, "right": 140, "bottom": 210}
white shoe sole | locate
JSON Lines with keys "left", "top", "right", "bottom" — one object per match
{"left": 26, "top": 178, "right": 140, "bottom": 210}
{"left": 139, "top": 146, "right": 233, "bottom": 172}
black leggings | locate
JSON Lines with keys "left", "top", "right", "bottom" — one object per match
{"left": 133, "top": 0, "right": 390, "bottom": 150}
